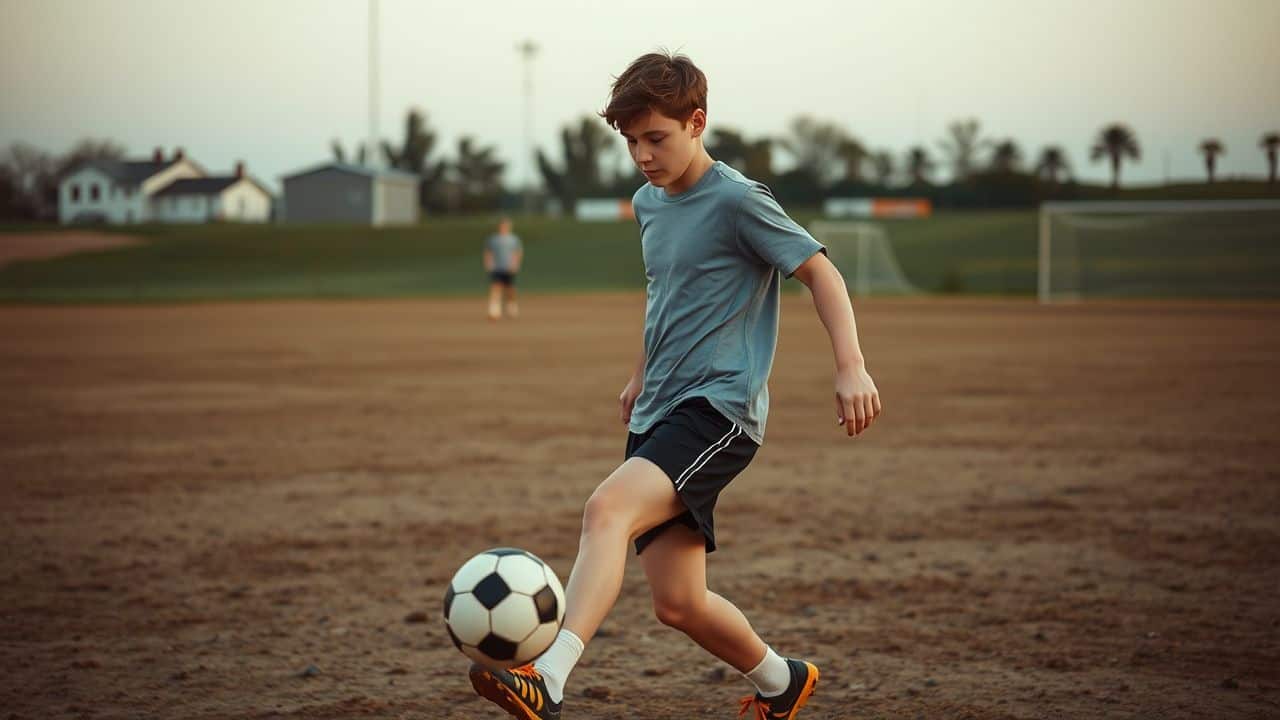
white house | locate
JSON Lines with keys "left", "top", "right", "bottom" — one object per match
{"left": 59, "top": 148, "right": 273, "bottom": 224}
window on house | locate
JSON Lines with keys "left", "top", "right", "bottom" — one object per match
{"left": 90, "top": 184, "right": 100, "bottom": 201}
{"left": 71, "top": 185, "right": 81, "bottom": 202}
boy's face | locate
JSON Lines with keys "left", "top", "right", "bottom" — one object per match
{"left": 620, "top": 108, "right": 706, "bottom": 190}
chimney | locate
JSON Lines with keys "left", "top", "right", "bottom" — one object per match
{"left": 153, "top": 147, "right": 163, "bottom": 163}
{"left": 173, "top": 147, "right": 185, "bottom": 162}
{"left": 235, "top": 161, "right": 244, "bottom": 178}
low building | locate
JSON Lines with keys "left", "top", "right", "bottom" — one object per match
{"left": 279, "top": 162, "right": 419, "bottom": 226}
{"left": 151, "top": 163, "right": 273, "bottom": 223}
{"left": 58, "top": 148, "right": 272, "bottom": 224}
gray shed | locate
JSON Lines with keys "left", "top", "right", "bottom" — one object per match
{"left": 280, "top": 162, "right": 420, "bottom": 226}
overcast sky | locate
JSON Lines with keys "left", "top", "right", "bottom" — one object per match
{"left": 3, "top": 0, "right": 1278, "bottom": 192}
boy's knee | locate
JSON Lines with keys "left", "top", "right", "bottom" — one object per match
{"left": 581, "top": 489, "right": 625, "bottom": 536}
{"left": 652, "top": 594, "right": 704, "bottom": 630}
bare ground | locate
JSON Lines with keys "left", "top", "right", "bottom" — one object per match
{"left": 1, "top": 294, "right": 1278, "bottom": 719}
{"left": 0, "top": 232, "right": 141, "bottom": 267}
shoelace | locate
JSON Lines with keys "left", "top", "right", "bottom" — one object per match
{"left": 509, "top": 665, "right": 546, "bottom": 712}
{"left": 737, "top": 695, "right": 775, "bottom": 720}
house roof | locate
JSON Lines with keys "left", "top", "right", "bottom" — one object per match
{"left": 68, "top": 159, "right": 175, "bottom": 185}
{"left": 281, "top": 161, "right": 420, "bottom": 183}
{"left": 152, "top": 175, "right": 274, "bottom": 199}
{"left": 153, "top": 177, "right": 240, "bottom": 197}
{"left": 65, "top": 157, "right": 212, "bottom": 187}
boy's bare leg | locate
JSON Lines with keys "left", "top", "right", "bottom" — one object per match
{"left": 486, "top": 282, "right": 502, "bottom": 320}
{"left": 560, "top": 457, "right": 686, "bottom": 644}
{"left": 639, "top": 522, "right": 766, "bottom": 671}
{"left": 503, "top": 285, "right": 519, "bottom": 318}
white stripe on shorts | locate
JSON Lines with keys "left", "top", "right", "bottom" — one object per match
{"left": 675, "top": 423, "right": 743, "bottom": 491}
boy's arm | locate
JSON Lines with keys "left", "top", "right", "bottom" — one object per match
{"left": 791, "top": 252, "right": 882, "bottom": 436}
{"left": 619, "top": 346, "right": 644, "bottom": 424}
{"left": 483, "top": 249, "right": 494, "bottom": 272}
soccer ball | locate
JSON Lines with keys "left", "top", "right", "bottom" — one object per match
{"left": 443, "top": 547, "right": 566, "bottom": 669}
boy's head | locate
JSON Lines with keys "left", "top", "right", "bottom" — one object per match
{"left": 497, "top": 217, "right": 512, "bottom": 234}
{"left": 602, "top": 51, "right": 708, "bottom": 189}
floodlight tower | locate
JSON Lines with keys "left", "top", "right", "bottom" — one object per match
{"left": 516, "top": 39, "right": 539, "bottom": 212}
{"left": 368, "top": 0, "right": 380, "bottom": 169}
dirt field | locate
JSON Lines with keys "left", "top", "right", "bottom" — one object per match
{"left": 0, "top": 232, "right": 141, "bottom": 268}
{"left": 1, "top": 294, "right": 1278, "bottom": 720}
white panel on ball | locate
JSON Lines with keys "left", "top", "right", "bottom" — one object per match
{"left": 489, "top": 593, "right": 539, "bottom": 643}
{"left": 498, "top": 554, "right": 549, "bottom": 595}
{"left": 518, "top": 622, "right": 559, "bottom": 664}
{"left": 451, "top": 553, "right": 499, "bottom": 592}
{"left": 447, "top": 594, "right": 492, "bottom": 646}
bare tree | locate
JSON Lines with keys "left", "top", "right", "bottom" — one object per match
{"left": 778, "top": 115, "right": 849, "bottom": 187}
{"left": 937, "top": 118, "right": 990, "bottom": 182}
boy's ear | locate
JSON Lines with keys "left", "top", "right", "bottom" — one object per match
{"left": 688, "top": 109, "right": 707, "bottom": 139}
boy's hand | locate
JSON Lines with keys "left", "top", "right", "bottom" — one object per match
{"left": 835, "top": 365, "right": 881, "bottom": 436}
{"left": 619, "top": 376, "right": 643, "bottom": 424}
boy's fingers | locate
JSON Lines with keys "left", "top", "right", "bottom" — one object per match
{"left": 864, "top": 396, "right": 876, "bottom": 429}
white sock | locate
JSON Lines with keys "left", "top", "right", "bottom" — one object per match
{"left": 743, "top": 646, "right": 791, "bottom": 697}
{"left": 533, "top": 629, "right": 584, "bottom": 704}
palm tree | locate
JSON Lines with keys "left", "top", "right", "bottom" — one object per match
{"left": 452, "top": 136, "right": 505, "bottom": 210}
{"left": 989, "top": 139, "right": 1024, "bottom": 173}
{"left": 905, "top": 146, "right": 935, "bottom": 185}
{"left": 1198, "top": 139, "right": 1225, "bottom": 183}
{"left": 836, "top": 137, "right": 869, "bottom": 184}
{"left": 937, "top": 118, "right": 990, "bottom": 182}
{"left": 1090, "top": 124, "right": 1140, "bottom": 189}
{"left": 870, "top": 150, "right": 894, "bottom": 187}
{"left": 1035, "top": 146, "right": 1071, "bottom": 184}
{"left": 706, "top": 127, "right": 774, "bottom": 182}
{"left": 1260, "top": 132, "right": 1280, "bottom": 184}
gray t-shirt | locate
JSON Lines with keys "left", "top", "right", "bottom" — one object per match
{"left": 628, "top": 161, "right": 825, "bottom": 445}
{"left": 485, "top": 232, "right": 523, "bottom": 272}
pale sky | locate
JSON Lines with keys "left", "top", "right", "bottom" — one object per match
{"left": 3, "top": 0, "right": 1278, "bottom": 192}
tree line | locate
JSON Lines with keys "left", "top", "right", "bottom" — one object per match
{"left": 3, "top": 114, "right": 1278, "bottom": 221}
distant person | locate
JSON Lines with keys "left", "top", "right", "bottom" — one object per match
{"left": 481, "top": 217, "right": 522, "bottom": 320}
{"left": 483, "top": 218, "right": 523, "bottom": 320}
{"left": 467, "top": 51, "right": 880, "bottom": 720}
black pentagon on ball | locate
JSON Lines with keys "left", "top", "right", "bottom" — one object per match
{"left": 472, "top": 573, "right": 512, "bottom": 610}
{"left": 477, "top": 632, "right": 519, "bottom": 662}
{"left": 486, "top": 547, "right": 531, "bottom": 558}
{"left": 443, "top": 585, "right": 456, "bottom": 618}
{"left": 446, "top": 624, "right": 463, "bottom": 651}
{"left": 533, "top": 586, "right": 558, "bottom": 624}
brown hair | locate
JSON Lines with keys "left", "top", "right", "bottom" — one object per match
{"left": 601, "top": 51, "right": 707, "bottom": 130}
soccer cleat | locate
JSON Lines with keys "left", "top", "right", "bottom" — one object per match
{"left": 469, "top": 663, "right": 562, "bottom": 720}
{"left": 738, "top": 658, "right": 820, "bottom": 720}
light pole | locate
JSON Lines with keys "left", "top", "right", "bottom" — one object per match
{"left": 368, "top": 0, "right": 380, "bottom": 169}
{"left": 516, "top": 39, "right": 539, "bottom": 213}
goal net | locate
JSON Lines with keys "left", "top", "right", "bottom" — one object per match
{"left": 809, "top": 221, "right": 919, "bottom": 297}
{"left": 1039, "top": 200, "right": 1280, "bottom": 303}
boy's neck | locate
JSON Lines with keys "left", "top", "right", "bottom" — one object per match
{"left": 663, "top": 148, "right": 715, "bottom": 196}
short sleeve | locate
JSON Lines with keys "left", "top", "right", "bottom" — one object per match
{"left": 735, "top": 184, "right": 826, "bottom": 278}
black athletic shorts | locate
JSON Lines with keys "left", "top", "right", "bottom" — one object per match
{"left": 627, "top": 397, "right": 759, "bottom": 555}
{"left": 489, "top": 271, "right": 516, "bottom": 286}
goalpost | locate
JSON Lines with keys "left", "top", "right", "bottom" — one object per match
{"left": 808, "top": 221, "right": 919, "bottom": 297}
{"left": 1038, "top": 200, "right": 1280, "bottom": 303}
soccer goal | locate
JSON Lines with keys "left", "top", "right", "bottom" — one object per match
{"left": 809, "top": 221, "right": 919, "bottom": 297}
{"left": 1038, "top": 200, "right": 1280, "bottom": 303}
